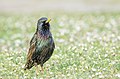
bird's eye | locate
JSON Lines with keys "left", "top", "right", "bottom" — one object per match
{"left": 43, "top": 21, "right": 46, "bottom": 23}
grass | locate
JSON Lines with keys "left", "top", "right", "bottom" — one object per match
{"left": 0, "top": 12, "right": 120, "bottom": 79}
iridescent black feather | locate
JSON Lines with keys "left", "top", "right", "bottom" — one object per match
{"left": 24, "top": 17, "right": 55, "bottom": 70}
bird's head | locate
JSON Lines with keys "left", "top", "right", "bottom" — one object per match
{"left": 37, "top": 17, "right": 51, "bottom": 31}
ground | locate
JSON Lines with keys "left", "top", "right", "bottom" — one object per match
{"left": 0, "top": 12, "right": 120, "bottom": 79}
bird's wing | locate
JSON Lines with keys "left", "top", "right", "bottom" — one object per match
{"left": 24, "top": 33, "right": 37, "bottom": 70}
{"left": 30, "top": 33, "right": 37, "bottom": 46}
{"left": 27, "top": 33, "right": 37, "bottom": 61}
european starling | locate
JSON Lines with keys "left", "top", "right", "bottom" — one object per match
{"left": 24, "top": 17, "right": 55, "bottom": 73}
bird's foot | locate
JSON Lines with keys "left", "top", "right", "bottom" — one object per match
{"left": 35, "top": 68, "right": 39, "bottom": 76}
{"left": 39, "top": 67, "right": 44, "bottom": 74}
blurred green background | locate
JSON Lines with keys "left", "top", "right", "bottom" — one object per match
{"left": 0, "top": 0, "right": 120, "bottom": 79}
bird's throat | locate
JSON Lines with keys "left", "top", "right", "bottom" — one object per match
{"left": 37, "top": 30, "right": 50, "bottom": 39}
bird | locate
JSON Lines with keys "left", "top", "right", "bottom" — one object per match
{"left": 24, "top": 17, "right": 55, "bottom": 74}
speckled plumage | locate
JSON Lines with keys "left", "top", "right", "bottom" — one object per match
{"left": 24, "top": 17, "right": 55, "bottom": 71}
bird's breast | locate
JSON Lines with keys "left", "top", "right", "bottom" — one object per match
{"left": 37, "top": 31, "right": 50, "bottom": 40}
{"left": 37, "top": 36, "right": 52, "bottom": 48}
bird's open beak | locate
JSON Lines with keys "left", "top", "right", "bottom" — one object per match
{"left": 45, "top": 18, "right": 51, "bottom": 23}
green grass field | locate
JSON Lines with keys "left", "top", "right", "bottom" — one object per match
{"left": 0, "top": 12, "right": 120, "bottom": 79}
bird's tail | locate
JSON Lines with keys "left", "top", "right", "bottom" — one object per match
{"left": 24, "top": 60, "right": 34, "bottom": 70}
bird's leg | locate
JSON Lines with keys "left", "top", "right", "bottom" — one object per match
{"left": 46, "top": 66, "right": 49, "bottom": 71}
{"left": 41, "top": 66, "right": 44, "bottom": 72}
{"left": 34, "top": 63, "right": 39, "bottom": 75}
{"left": 40, "top": 65, "right": 44, "bottom": 73}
